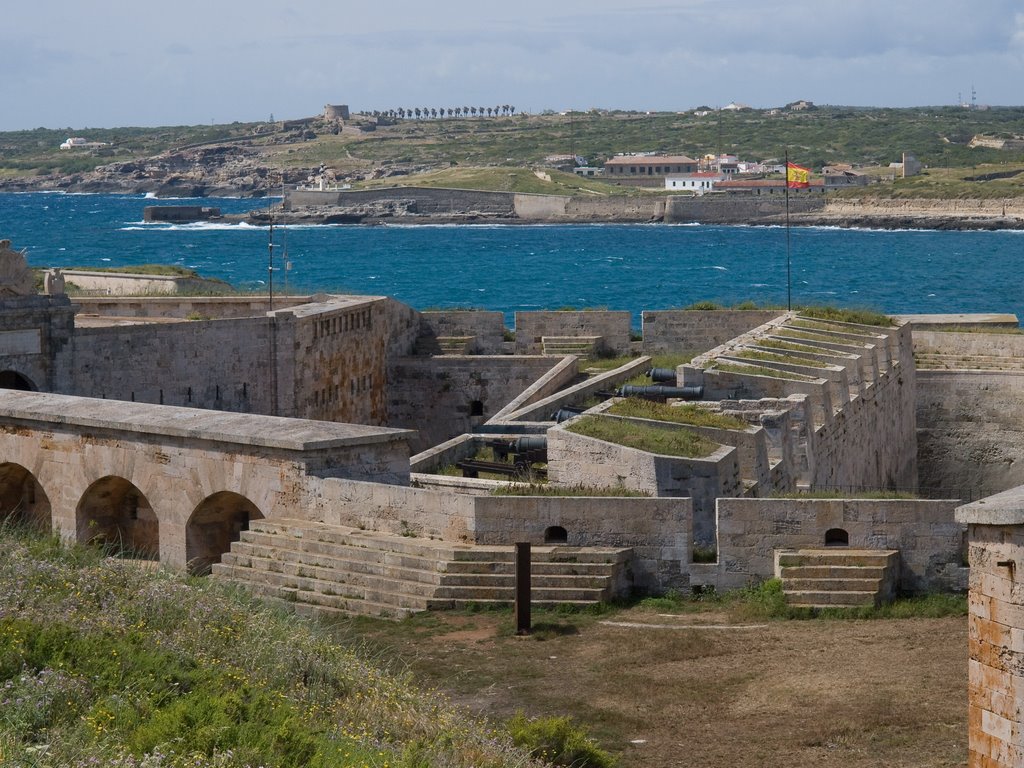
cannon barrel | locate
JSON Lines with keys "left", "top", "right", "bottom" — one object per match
{"left": 552, "top": 407, "right": 585, "bottom": 423}
{"left": 616, "top": 384, "right": 704, "bottom": 401}
{"left": 515, "top": 436, "right": 547, "bottom": 454}
{"left": 648, "top": 367, "right": 677, "bottom": 383}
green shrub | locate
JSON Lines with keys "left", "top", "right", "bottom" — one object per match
{"left": 566, "top": 415, "right": 718, "bottom": 458}
{"left": 507, "top": 712, "right": 616, "bottom": 767}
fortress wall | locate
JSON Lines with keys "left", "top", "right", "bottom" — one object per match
{"left": 60, "top": 271, "right": 224, "bottom": 296}
{"left": 70, "top": 316, "right": 274, "bottom": 413}
{"left": 472, "top": 496, "right": 691, "bottom": 592}
{"left": 514, "top": 310, "right": 632, "bottom": 354}
{"left": 286, "top": 187, "right": 516, "bottom": 215}
{"left": 664, "top": 195, "right": 825, "bottom": 223}
{"left": 805, "top": 336, "right": 917, "bottom": 491}
{"left": 0, "top": 295, "right": 76, "bottom": 392}
{"left": 563, "top": 196, "right": 666, "bottom": 220}
{"left": 419, "top": 310, "right": 507, "bottom": 353}
{"left": 73, "top": 295, "right": 315, "bottom": 320}
{"left": 642, "top": 310, "right": 785, "bottom": 355}
{"left": 513, "top": 194, "right": 569, "bottom": 219}
{"left": 387, "top": 356, "right": 561, "bottom": 453}
{"left": 547, "top": 424, "right": 741, "bottom": 544}
{"left": 301, "top": 476, "right": 478, "bottom": 542}
{"left": 288, "top": 298, "right": 418, "bottom": 426}
{"left": 917, "top": 370, "right": 1024, "bottom": 497}
{"left": 713, "top": 498, "right": 965, "bottom": 593}
{"left": 914, "top": 329, "right": 1024, "bottom": 357}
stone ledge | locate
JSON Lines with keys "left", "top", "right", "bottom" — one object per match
{"left": 958, "top": 488, "right": 1024, "bottom": 525}
{"left": 0, "top": 391, "right": 413, "bottom": 452}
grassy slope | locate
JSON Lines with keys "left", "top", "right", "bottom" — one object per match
{"left": 0, "top": 526, "right": 541, "bottom": 768}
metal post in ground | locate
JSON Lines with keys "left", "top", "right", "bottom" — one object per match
{"left": 514, "top": 542, "right": 531, "bottom": 635}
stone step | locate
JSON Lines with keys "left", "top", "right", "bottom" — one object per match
{"left": 228, "top": 539, "right": 444, "bottom": 582}
{"left": 439, "top": 558, "right": 619, "bottom": 576}
{"left": 247, "top": 518, "right": 629, "bottom": 565}
{"left": 781, "top": 577, "right": 882, "bottom": 592}
{"left": 780, "top": 564, "right": 888, "bottom": 580}
{"left": 212, "top": 568, "right": 418, "bottom": 619}
{"left": 776, "top": 549, "right": 898, "bottom": 569}
{"left": 783, "top": 590, "right": 880, "bottom": 607}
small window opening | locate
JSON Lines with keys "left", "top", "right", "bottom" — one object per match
{"left": 469, "top": 400, "right": 484, "bottom": 417}
{"left": 544, "top": 526, "right": 568, "bottom": 544}
{"left": 825, "top": 528, "right": 849, "bottom": 547}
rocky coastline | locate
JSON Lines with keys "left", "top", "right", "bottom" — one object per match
{"left": 5, "top": 154, "right": 1024, "bottom": 231}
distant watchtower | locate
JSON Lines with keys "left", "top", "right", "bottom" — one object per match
{"left": 323, "top": 104, "right": 350, "bottom": 121}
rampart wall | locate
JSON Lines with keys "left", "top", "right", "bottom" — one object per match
{"left": 0, "top": 295, "right": 75, "bottom": 392}
{"left": 418, "top": 310, "right": 506, "bottom": 354}
{"left": 664, "top": 195, "right": 825, "bottom": 223}
{"left": 514, "top": 310, "right": 633, "bottom": 354}
{"left": 917, "top": 370, "right": 1024, "bottom": 497}
{"left": 641, "top": 310, "right": 785, "bottom": 354}
{"left": 73, "top": 296, "right": 316, "bottom": 320}
{"left": 286, "top": 187, "right": 516, "bottom": 215}
{"left": 709, "top": 498, "right": 966, "bottom": 593}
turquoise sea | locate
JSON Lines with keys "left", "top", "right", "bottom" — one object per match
{"left": 4, "top": 192, "right": 1024, "bottom": 322}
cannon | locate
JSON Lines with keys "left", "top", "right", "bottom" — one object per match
{"left": 648, "top": 367, "right": 677, "bottom": 383}
{"left": 616, "top": 384, "right": 704, "bottom": 401}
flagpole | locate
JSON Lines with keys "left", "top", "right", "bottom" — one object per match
{"left": 785, "top": 150, "right": 792, "bottom": 311}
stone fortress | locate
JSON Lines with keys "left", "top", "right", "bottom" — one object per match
{"left": 0, "top": 238, "right": 1022, "bottom": 764}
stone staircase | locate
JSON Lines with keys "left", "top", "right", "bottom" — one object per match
{"left": 541, "top": 336, "right": 602, "bottom": 356}
{"left": 775, "top": 549, "right": 899, "bottom": 609}
{"left": 413, "top": 335, "right": 475, "bottom": 355}
{"left": 211, "top": 518, "right": 633, "bottom": 620}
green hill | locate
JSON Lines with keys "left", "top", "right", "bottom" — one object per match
{"left": 0, "top": 526, "right": 544, "bottom": 768}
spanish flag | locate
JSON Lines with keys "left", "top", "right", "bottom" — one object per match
{"left": 786, "top": 162, "right": 811, "bottom": 189}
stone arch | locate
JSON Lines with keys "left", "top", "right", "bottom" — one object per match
{"left": 0, "top": 462, "right": 51, "bottom": 530}
{"left": 825, "top": 527, "right": 850, "bottom": 547}
{"left": 0, "top": 370, "right": 35, "bottom": 391}
{"left": 185, "top": 491, "right": 263, "bottom": 576}
{"left": 544, "top": 525, "right": 568, "bottom": 544}
{"left": 76, "top": 476, "right": 159, "bottom": 560}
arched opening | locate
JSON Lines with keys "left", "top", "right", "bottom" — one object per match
{"left": 825, "top": 528, "right": 850, "bottom": 547}
{"left": 76, "top": 476, "right": 158, "bottom": 560}
{"left": 0, "top": 462, "right": 51, "bottom": 530}
{"left": 544, "top": 525, "right": 568, "bottom": 544}
{"left": 0, "top": 371, "right": 35, "bottom": 391}
{"left": 186, "top": 491, "right": 263, "bottom": 576}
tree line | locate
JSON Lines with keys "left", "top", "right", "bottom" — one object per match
{"left": 368, "top": 105, "right": 516, "bottom": 120}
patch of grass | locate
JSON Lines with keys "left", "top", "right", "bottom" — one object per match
{"left": 757, "top": 337, "right": 836, "bottom": 354}
{"left": 732, "top": 349, "right": 828, "bottom": 368}
{"left": 770, "top": 489, "right": 919, "bottom": 499}
{"left": 926, "top": 324, "right": 1023, "bottom": 334}
{"left": 68, "top": 264, "right": 204, "bottom": 277}
{"left": 705, "top": 361, "right": 818, "bottom": 381}
{"left": 565, "top": 415, "right": 718, "bottom": 458}
{"left": 797, "top": 306, "right": 894, "bottom": 327}
{"left": 507, "top": 712, "right": 616, "bottom": 768}
{"left": 683, "top": 300, "right": 722, "bottom": 310}
{"left": 607, "top": 398, "right": 748, "bottom": 430}
{"left": 492, "top": 483, "right": 649, "bottom": 497}
{"left": 582, "top": 355, "right": 640, "bottom": 373}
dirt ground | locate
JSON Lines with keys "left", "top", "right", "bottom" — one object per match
{"left": 343, "top": 605, "right": 967, "bottom": 768}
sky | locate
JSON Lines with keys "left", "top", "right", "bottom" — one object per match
{"left": 3, "top": 0, "right": 1024, "bottom": 130}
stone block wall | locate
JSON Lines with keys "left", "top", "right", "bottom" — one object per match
{"left": 918, "top": 371, "right": 1024, "bottom": 497}
{"left": 0, "top": 295, "right": 76, "bottom": 393}
{"left": 73, "top": 295, "right": 316, "bottom": 320}
{"left": 914, "top": 329, "right": 1024, "bottom": 358}
{"left": 664, "top": 195, "right": 825, "bottom": 224}
{"left": 70, "top": 317, "right": 274, "bottom": 413}
{"left": 714, "top": 498, "right": 965, "bottom": 592}
{"left": 547, "top": 421, "right": 740, "bottom": 544}
{"left": 418, "top": 310, "right": 506, "bottom": 354}
{"left": 286, "top": 186, "right": 516, "bottom": 215}
{"left": 514, "top": 310, "right": 632, "bottom": 355}
{"left": 472, "top": 496, "right": 692, "bottom": 592}
{"left": 641, "top": 310, "right": 785, "bottom": 355}
{"left": 387, "top": 356, "right": 561, "bottom": 452}
{"left": 956, "top": 489, "right": 1024, "bottom": 767}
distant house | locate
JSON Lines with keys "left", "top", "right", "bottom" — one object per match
{"left": 602, "top": 154, "right": 699, "bottom": 187}
{"left": 821, "top": 166, "right": 869, "bottom": 187}
{"left": 543, "top": 154, "right": 586, "bottom": 172}
{"left": 699, "top": 154, "right": 740, "bottom": 175}
{"left": 59, "top": 137, "right": 107, "bottom": 150}
{"left": 722, "top": 102, "right": 751, "bottom": 111}
{"left": 573, "top": 167, "right": 601, "bottom": 177}
{"left": 665, "top": 172, "right": 727, "bottom": 195}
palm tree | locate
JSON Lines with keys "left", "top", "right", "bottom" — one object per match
{"left": 510, "top": 106, "right": 516, "bottom": 116}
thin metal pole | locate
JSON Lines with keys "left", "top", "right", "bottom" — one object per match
{"left": 268, "top": 221, "right": 274, "bottom": 311}
{"left": 785, "top": 150, "right": 792, "bottom": 311}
